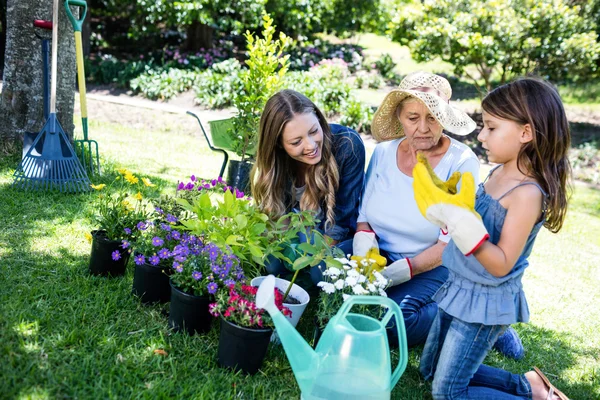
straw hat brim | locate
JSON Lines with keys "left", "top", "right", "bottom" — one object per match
{"left": 371, "top": 89, "right": 477, "bottom": 142}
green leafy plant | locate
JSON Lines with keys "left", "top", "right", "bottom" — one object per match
{"left": 373, "top": 53, "right": 397, "bottom": 80}
{"left": 339, "top": 98, "right": 375, "bottom": 134}
{"left": 177, "top": 189, "right": 276, "bottom": 276}
{"left": 229, "top": 12, "right": 291, "bottom": 161}
{"left": 193, "top": 59, "right": 244, "bottom": 108}
{"left": 390, "top": 0, "right": 600, "bottom": 90}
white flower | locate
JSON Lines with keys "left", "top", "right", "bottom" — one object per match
{"left": 334, "top": 257, "right": 350, "bottom": 264}
{"left": 326, "top": 267, "right": 341, "bottom": 277}
{"left": 348, "top": 259, "right": 358, "bottom": 268}
{"left": 342, "top": 293, "right": 351, "bottom": 302}
{"left": 334, "top": 279, "right": 345, "bottom": 290}
{"left": 373, "top": 271, "right": 388, "bottom": 287}
{"left": 345, "top": 276, "right": 358, "bottom": 286}
{"left": 357, "top": 274, "right": 367, "bottom": 284}
{"left": 378, "top": 288, "right": 387, "bottom": 297}
{"left": 342, "top": 263, "right": 352, "bottom": 270}
{"left": 352, "top": 285, "right": 369, "bottom": 295}
{"left": 317, "top": 281, "right": 335, "bottom": 294}
{"left": 347, "top": 269, "right": 359, "bottom": 278}
{"left": 367, "top": 283, "right": 377, "bottom": 293}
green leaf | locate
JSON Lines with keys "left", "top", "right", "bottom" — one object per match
{"left": 250, "top": 223, "right": 267, "bottom": 236}
{"left": 292, "top": 255, "right": 313, "bottom": 271}
{"left": 234, "top": 214, "right": 248, "bottom": 228}
{"left": 248, "top": 244, "right": 263, "bottom": 258}
{"left": 297, "top": 242, "right": 316, "bottom": 254}
{"left": 225, "top": 235, "right": 241, "bottom": 246}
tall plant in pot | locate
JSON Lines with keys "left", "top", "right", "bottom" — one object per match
{"left": 252, "top": 212, "right": 345, "bottom": 327}
{"left": 88, "top": 169, "right": 156, "bottom": 277}
{"left": 169, "top": 240, "right": 245, "bottom": 335}
{"left": 210, "top": 282, "right": 291, "bottom": 375}
{"left": 227, "top": 13, "right": 291, "bottom": 192}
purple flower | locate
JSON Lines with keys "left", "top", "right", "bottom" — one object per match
{"left": 160, "top": 223, "right": 172, "bottom": 232}
{"left": 111, "top": 250, "right": 121, "bottom": 261}
{"left": 174, "top": 255, "right": 187, "bottom": 263}
{"left": 135, "top": 254, "right": 146, "bottom": 265}
{"left": 177, "top": 182, "right": 184, "bottom": 191}
{"left": 158, "top": 248, "right": 170, "bottom": 259}
{"left": 224, "top": 279, "right": 235, "bottom": 286}
{"left": 155, "top": 207, "right": 164, "bottom": 215}
{"left": 192, "top": 271, "right": 202, "bottom": 281}
{"left": 207, "top": 282, "right": 218, "bottom": 294}
{"left": 124, "top": 228, "right": 132, "bottom": 235}
{"left": 137, "top": 221, "right": 147, "bottom": 231}
{"left": 171, "top": 230, "right": 181, "bottom": 240}
{"left": 149, "top": 255, "right": 160, "bottom": 266}
{"left": 166, "top": 214, "right": 178, "bottom": 223}
{"left": 152, "top": 237, "right": 164, "bottom": 247}
{"left": 190, "top": 175, "right": 196, "bottom": 181}
{"left": 209, "top": 246, "right": 219, "bottom": 261}
{"left": 211, "top": 179, "right": 217, "bottom": 186}
{"left": 217, "top": 176, "right": 224, "bottom": 183}
{"left": 184, "top": 182, "right": 194, "bottom": 190}
{"left": 121, "top": 240, "right": 130, "bottom": 249}
{"left": 235, "top": 188, "right": 244, "bottom": 198}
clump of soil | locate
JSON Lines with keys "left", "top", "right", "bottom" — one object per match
{"left": 276, "top": 288, "right": 301, "bottom": 305}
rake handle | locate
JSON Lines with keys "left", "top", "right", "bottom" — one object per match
{"left": 50, "top": 0, "right": 59, "bottom": 117}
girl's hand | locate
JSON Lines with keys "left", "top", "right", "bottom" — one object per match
{"left": 413, "top": 159, "right": 489, "bottom": 256}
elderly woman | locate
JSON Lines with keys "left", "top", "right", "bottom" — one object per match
{"left": 353, "top": 71, "right": 523, "bottom": 357}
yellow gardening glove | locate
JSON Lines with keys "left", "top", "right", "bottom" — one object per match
{"left": 413, "top": 159, "right": 489, "bottom": 256}
{"left": 351, "top": 247, "right": 387, "bottom": 281}
{"left": 417, "top": 152, "right": 461, "bottom": 195}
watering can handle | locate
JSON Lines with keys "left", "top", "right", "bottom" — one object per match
{"left": 337, "top": 296, "right": 408, "bottom": 388}
{"left": 64, "top": 0, "right": 87, "bottom": 32}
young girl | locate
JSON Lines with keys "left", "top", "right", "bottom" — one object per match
{"left": 251, "top": 90, "right": 365, "bottom": 283}
{"left": 414, "top": 77, "right": 571, "bottom": 399}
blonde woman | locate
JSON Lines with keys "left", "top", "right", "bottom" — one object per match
{"left": 251, "top": 89, "right": 365, "bottom": 283}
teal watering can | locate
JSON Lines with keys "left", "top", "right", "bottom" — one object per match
{"left": 256, "top": 275, "right": 408, "bottom": 400}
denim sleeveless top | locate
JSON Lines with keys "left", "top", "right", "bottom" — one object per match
{"left": 434, "top": 166, "right": 547, "bottom": 325}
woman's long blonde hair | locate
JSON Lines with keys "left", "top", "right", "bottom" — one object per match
{"left": 251, "top": 90, "right": 339, "bottom": 229}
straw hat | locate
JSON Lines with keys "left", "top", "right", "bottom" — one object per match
{"left": 371, "top": 71, "right": 476, "bottom": 141}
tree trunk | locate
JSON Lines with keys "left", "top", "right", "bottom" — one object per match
{"left": 0, "top": 0, "right": 77, "bottom": 155}
{"left": 0, "top": 0, "right": 6, "bottom": 74}
{"left": 183, "top": 20, "right": 213, "bottom": 52}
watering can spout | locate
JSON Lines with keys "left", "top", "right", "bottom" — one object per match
{"left": 256, "top": 275, "right": 318, "bottom": 393}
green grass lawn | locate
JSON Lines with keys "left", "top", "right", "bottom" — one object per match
{"left": 1, "top": 116, "right": 599, "bottom": 399}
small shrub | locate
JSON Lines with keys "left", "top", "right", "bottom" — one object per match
{"left": 194, "top": 59, "right": 245, "bottom": 108}
{"left": 130, "top": 68, "right": 200, "bottom": 100}
{"left": 338, "top": 98, "right": 374, "bottom": 134}
{"left": 373, "top": 53, "right": 397, "bottom": 80}
{"left": 354, "top": 70, "right": 385, "bottom": 89}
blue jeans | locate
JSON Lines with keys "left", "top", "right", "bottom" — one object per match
{"left": 336, "top": 240, "right": 447, "bottom": 347}
{"left": 420, "top": 309, "right": 532, "bottom": 399}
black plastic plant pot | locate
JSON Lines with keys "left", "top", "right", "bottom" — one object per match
{"left": 226, "top": 160, "right": 253, "bottom": 194}
{"left": 132, "top": 261, "right": 171, "bottom": 304}
{"left": 88, "top": 230, "right": 130, "bottom": 277}
{"left": 217, "top": 317, "right": 273, "bottom": 375}
{"left": 168, "top": 280, "right": 212, "bottom": 335}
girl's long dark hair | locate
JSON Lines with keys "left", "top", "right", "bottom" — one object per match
{"left": 482, "top": 77, "right": 572, "bottom": 233}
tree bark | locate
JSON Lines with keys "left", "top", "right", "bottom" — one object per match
{"left": 183, "top": 20, "right": 213, "bottom": 51}
{"left": 0, "top": 0, "right": 77, "bottom": 155}
{"left": 0, "top": 0, "right": 6, "bottom": 74}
